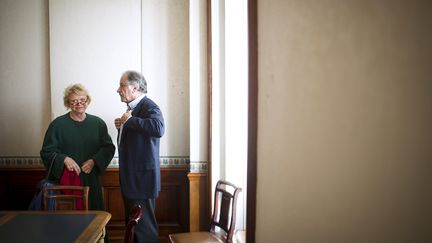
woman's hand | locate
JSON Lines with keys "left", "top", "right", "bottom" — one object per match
{"left": 64, "top": 156, "right": 81, "bottom": 175}
{"left": 81, "top": 159, "right": 95, "bottom": 174}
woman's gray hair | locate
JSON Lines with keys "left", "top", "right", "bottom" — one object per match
{"left": 123, "top": 70, "right": 147, "bottom": 93}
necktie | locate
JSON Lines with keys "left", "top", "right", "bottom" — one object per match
{"left": 118, "top": 106, "right": 131, "bottom": 145}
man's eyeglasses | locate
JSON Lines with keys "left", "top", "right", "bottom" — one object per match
{"left": 69, "top": 98, "right": 87, "bottom": 106}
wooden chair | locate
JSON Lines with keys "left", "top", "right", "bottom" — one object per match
{"left": 42, "top": 185, "right": 89, "bottom": 210}
{"left": 169, "top": 180, "right": 242, "bottom": 243}
{"left": 124, "top": 204, "right": 143, "bottom": 243}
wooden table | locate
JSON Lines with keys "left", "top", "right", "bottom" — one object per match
{"left": 0, "top": 210, "right": 111, "bottom": 243}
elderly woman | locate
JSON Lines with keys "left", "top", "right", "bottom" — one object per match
{"left": 40, "top": 83, "right": 115, "bottom": 210}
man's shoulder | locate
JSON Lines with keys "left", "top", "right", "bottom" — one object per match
{"left": 138, "top": 96, "right": 159, "bottom": 108}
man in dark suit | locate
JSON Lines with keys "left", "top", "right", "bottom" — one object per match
{"left": 115, "top": 70, "right": 165, "bottom": 243}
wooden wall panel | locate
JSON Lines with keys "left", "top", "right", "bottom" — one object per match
{"left": 0, "top": 169, "right": 45, "bottom": 210}
{"left": 0, "top": 167, "right": 189, "bottom": 242}
{"left": 188, "top": 173, "right": 209, "bottom": 231}
{"left": 102, "top": 168, "right": 190, "bottom": 242}
{"left": 159, "top": 169, "right": 190, "bottom": 230}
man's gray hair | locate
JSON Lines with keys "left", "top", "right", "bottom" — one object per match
{"left": 124, "top": 70, "right": 147, "bottom": 93}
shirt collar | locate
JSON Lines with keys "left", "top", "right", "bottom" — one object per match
{"left": 127, "top": 94, "right": 145, "bottom": 110}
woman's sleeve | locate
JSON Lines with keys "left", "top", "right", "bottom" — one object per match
{"left": 40, "top": 123, "right": 66, "bottom": 182}
{"left": 92, "top": 120, "right": 115, "bottom": 174}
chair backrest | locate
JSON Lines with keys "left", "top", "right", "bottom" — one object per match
{"left": 42, "top": 185, "right": 89, "bottom": 210}
{"left": 210, "top": 180, "right": 242, "bottom": 243}
{"left": 124, "top": 204, "right": 142, "bottom": 243}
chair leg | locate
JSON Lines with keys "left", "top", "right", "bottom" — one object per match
{"left": 97, "top": 227, "right": 106, "bottom": 243}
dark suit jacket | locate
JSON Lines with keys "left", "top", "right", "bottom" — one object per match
{"left": 118, "top": 96, "right": 165, "bottom": 199}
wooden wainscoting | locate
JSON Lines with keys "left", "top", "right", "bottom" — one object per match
{"left": 103, "top": 168, "right": 190, "bottom": 242}
{"left": 0, "top": 167, "right": 190, "bottom": 243}
{"left": 0, "top": 168, "right": 46, "bottom": 210}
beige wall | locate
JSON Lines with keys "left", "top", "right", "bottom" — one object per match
{"left": 257, "top": 0, "right": 432, "bottom": 242}
{"left": 0, "top": 0, "right": 50, "bottom": 156}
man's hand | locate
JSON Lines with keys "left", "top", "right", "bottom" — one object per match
{"left": 120, "top": 110, "right": 132, "bottom": 124}
{"left": 115, "top": 110, "right": 132, "bottom": 129}
{"left": 114, "top": 118, "right": 122, "bottom": 129}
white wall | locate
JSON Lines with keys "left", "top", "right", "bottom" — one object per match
{"left": 141, "top": 0, "right": 190, "bottom": 157}
{"left": 211, "top": 0, "right": 248, "bottom": 230}
{"left": 256, "top": 0, "right": 432, "bottom": 242}
{"left": 49, "top": 0, "right": 141, "bottom": 157}
{"left": 49, "top": 0, "right": 190, "bottom": 158}
{"left": 0, "top": 0, "right": 191, "bottom": 162}
{"left": 189, "top": 0, "right": 208, "bottom": 166}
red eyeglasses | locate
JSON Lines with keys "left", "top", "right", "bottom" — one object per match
{"left": 69, "top": 98, "right": 87, "bottom": 106}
